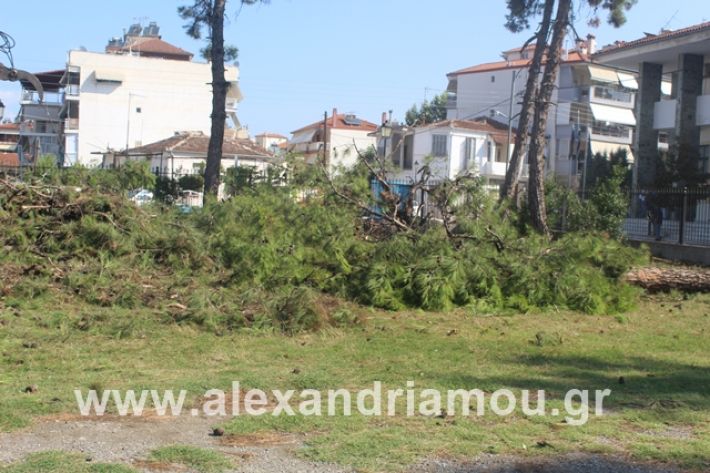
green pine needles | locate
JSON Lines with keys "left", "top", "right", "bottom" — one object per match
{"left": 0, "top": 170, "right": 646, "bottom": 335}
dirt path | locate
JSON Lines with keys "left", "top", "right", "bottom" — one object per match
{"left": 0, "top": 414, "right": 351, "bottom": 472}
{"left": 0, "top": 416, "right": 685, "bottom": 473}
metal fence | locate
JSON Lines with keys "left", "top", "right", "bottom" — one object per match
{"left": 624, "top": 188, "right": 710, "bottom": 246}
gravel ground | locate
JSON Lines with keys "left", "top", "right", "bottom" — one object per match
{"left": 0, "top": 415, "right": 351, "bottom": 472}
{"left": 0, "top": 416, "right": 685, "bottom": 473}
{"left": 412, "top": 454, "right": 681, "bottom": 473}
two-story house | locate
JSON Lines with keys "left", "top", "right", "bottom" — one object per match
{"left": 378, "top": 118, "right": 517, "bottom": 189}
{"left": 288, "top": 108, "right": 378, "bottom": 172}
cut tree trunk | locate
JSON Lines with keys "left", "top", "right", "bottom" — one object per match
{"left": 526, "top": 0, "right": 571, "bottom": 235}
{"left": 204, "top": 0, "right": 228, "bottom": 198}
{"left": 624, "top": 267, "right": 710, "bottom": 292}
{"left": 499, "top": 0, "right": 555, "bottom": 202}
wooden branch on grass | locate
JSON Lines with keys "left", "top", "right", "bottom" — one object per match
{"left": 624, "top": 267, "right": 710, "bottom": 292}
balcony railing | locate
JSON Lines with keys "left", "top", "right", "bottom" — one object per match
{"left": 64, "top": 84, "right": 80, "bottom": 97}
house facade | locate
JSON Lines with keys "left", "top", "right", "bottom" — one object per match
{"left": 104, "top": 131, "right": 278, "bottom": 177}
{"left": 288, "top": 109, "right": 378, "bottom": 172}
{"left": 58, "top": 23, "right": 243, "bottom": 167}
{"left": 594, "top": 21, "right": 710, "bottom": 187}
{"left": 378, "top": 118, "right": 518, "bottom": 188}
{"left": 446, "top": 38, "right": 654, "bottom": 187}
{"left": 255, "top": 132, "right": 288, "bottom": 155}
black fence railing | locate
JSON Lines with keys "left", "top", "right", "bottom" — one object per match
{"left": 624, "top": 188, "right": 710, "bottom": 246}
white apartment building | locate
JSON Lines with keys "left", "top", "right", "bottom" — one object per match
{"left": 446, "top": 38, "right": 653, "bottom": 187}
{"left": 594, "top": 21, "right": 710, "bottom": 187}
{"left": 59, "top": 23, "right": 242, "bottom": 167}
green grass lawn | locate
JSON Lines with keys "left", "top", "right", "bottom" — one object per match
{"left": 0, "top": 292, "right": 708, "bottom": 472}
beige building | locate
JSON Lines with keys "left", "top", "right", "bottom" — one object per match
{"left": 255, "top": 132, "right": 288, "bottom": 155}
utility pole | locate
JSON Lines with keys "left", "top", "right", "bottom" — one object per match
{"left": 505, "top": 69, "right": 517, "bottom": 173}
{"left": 322, "top": 111, "right": 328, "bottom": 170}
{"left": 581, "top": 125, "right": 590, "bottom": 197}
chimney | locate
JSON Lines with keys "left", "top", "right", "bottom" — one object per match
{"left": 586, "top": 34, "right": 597, "bottom": 55}
{"left": 331, "top": 108, "right": 337, "bottom": 127}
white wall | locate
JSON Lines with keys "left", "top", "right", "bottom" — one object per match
{"left": 389, "top": 127, "right": 497, "bottom": 181}
{"left": 69, "top": 50, "right": 239, "bottom": 166}
{"left": 150, "top": 154, "right": 271, "bottom": 175}
{"left": 328, "top": 129, "right": 377, "bottom": 171}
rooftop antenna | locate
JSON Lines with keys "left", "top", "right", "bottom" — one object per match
{"left": 661, "top": 9, "right": 679, "bottom": 31}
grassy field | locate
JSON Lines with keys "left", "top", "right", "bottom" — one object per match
{"left": 0, "top": 291, "right": 708, "bottom": 472}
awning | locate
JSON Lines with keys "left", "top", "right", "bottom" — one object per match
{"left": 589, "top": 103, "right": 636, "bottom": 126}
{"left": 588, "top": 65, "right": 619, "bottom": 84}
{"left": 94, "top": 70, "right": 123, "bottom": 83}
{"left": 289, "top": 130, "right": 317, "bottom": 145}
{"left": 661, "top": 81, "right": 672, "bottom": 96}
{"left": 617, "top": 72, "right": 638, "bottom": 90}
{"left": 590, "top": 141, "right": 634, "bottom": 163}
{"left": 227, "top": 81, "right": 243, "bottom": 102}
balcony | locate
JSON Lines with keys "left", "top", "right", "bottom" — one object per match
{"left": 290, "top": 141, "right": 324, "bottom": 155}
{"left": 697, "top": 95, "right": 710, "bottom": 127}
{"left": 21, "top": 90, "right": 63, "bottom": 104}
{"left": 590, "top": 85, "right": 634, "bottom": 108}
{"left": 653, "top": 99, "right": 676, "bottom": 130}
{"left": 64, "top": 84, "right": 80, "bottom": 99}
{"left": 478, "top": 160, "right": 526, "bottom": 179}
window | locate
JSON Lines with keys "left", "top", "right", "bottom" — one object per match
{"left": 486, "top": 141, "right": 493, "bottom": 162}
{"left": 490, "top": 75, "right": 496, "bottom": 83}
{"left": 700, "top": 145, "right": 710, "bottom": 173}
{"left": 402, "top": 135, "right": 414, "bottom": 170}
{"left": 431, "top": 135, "right": 448, "bottom": 156}
{"left": 463, "top": 137, "right": 476, "bottom": 170}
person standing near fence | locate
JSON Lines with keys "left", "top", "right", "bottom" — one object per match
{"left": 647, "top": 193, "right": 663, "bottom": 241}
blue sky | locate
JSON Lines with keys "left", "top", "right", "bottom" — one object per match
{"left": 0, "top": 0, "right": 707, "bottom": 137}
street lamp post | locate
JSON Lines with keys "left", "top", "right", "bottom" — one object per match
{"left": 380, "top": 119, "right": 392, "bottom": 174}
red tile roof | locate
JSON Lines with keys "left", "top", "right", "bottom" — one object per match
{"left": 124, "top": 132, "right": 276, "bottom": 161}
{"left": 292, "top": 114, "right": 378, "bottom": 134}
{"left": 595, "top": 21, "right": 710, "bottom": 55}
{"left": 427, "top": 118, "right": 515, "bottom": 145}
{"left": 107, "top": 37, "right": 193, "bottom": 61}
{"left": 0, "top": 152, "right": 19, "bottom": 167}
{"left": 0, "top": 123, "right": 20, "bottom": 132}
{"left": 448, "top": 50, "right": 587, "bottom": 77}
{"left": 256, "top": 132, "right": 288, "bottom": 139}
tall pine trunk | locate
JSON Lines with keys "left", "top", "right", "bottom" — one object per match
{"left": 204, "top": 0, "right": 227, "bottom": 198}
{"left": 499, "top": 0, "right": 554, "bottom": 202}
{"left": 526, "top": 0, "right": 571, "bottom": 235}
